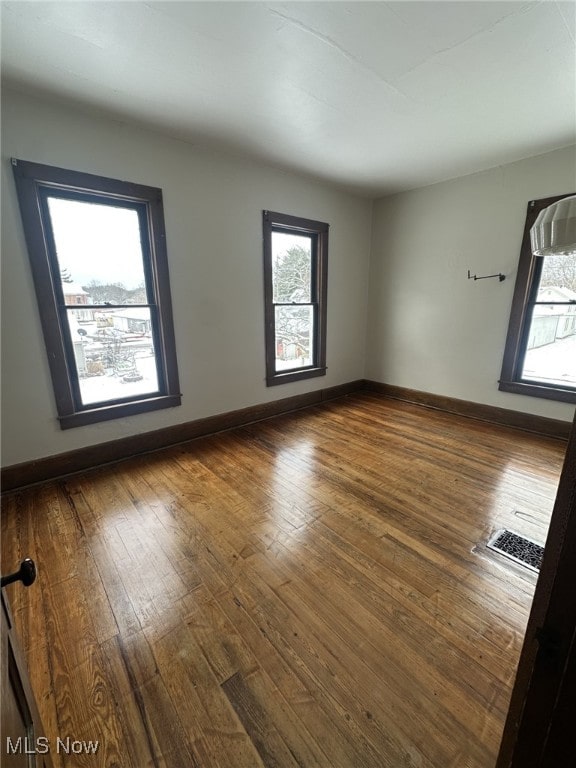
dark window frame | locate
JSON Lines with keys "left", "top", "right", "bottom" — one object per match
{"left": 11, "top": 158, "right": 181, "bottom": 429}
{"left": 263, "top": 210, "right": 328, "bottom": 386}
{"left": 499, "top": 192, "right": 576, "bottom": 404}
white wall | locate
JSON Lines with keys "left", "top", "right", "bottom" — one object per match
{"left": 366, "top": 145, "right": 576, "bottom": 422}
{"left": 3, "top": 88, "right": 574, "bottom": 469}
{"left": 1, "top": 89, "right": 373, "bottom": 466}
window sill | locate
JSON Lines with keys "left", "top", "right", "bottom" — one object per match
{"left": 58, "top": 394, "right": 182, "bottom": 429}
{"left": 498, "top": 380, "right": 576, "bottom": 405}
{"left": 266, "top": 367, "right": 327, "bottom": 387}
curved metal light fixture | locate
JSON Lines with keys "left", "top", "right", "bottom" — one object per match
{"left": 530, "top": 194, "right": 576, "bottom": 256}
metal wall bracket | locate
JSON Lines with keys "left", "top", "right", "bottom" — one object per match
{"left": 468, "top": 269, "right": 505, "bottom": 282}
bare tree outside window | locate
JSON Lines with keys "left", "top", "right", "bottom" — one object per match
{"left": 273, "top": 237, "right": 313, "bottom": 370}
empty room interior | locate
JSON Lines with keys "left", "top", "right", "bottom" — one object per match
{"left": 1, "top": 2, "right": 575, "bottom": 767}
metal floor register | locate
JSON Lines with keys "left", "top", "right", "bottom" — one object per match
{"left": 486, "top": 529, "right": 544, "bottom": 573}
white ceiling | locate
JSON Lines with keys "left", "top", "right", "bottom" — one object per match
{"left": 1, "top": 1, "right": 575, "bottom": 196}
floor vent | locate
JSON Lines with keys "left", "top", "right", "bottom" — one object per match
{"left": 486, "top": 529, "right": 544, "bottom": 572}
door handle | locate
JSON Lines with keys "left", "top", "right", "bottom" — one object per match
{"left": 1, "top": 558, "right": 37, "bottom": 589}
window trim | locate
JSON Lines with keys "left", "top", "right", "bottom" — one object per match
{"left": 263, "top": 210, "right": 328, "bottom": 386}
{"left": 11, "top": 158, "right": 181, "bottom": 428}
{"left": 499, "top": 192, "right": 576, "bottom": 404}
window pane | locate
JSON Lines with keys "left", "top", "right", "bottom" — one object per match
{"left": 272, "top": 232, "right": 312, "bottom": 303}
{"left": 275, "top": 305, "right": 314, "bottom": 371}
{"left": 521, "top": 304, "right": 576, "bottom": 388}
{"left": 538, "top": 252, "right": 576, "bottom": 294}
{"left": 47, "top": 197, "right": 148, "bottom": 305}
{"left": 525, "top": 250, "right": 576, "bottom": 388}
{"left": 66, "top": 307, "right": 159, "bottom": 406}
{"left": 263, "top": 210, "right": 327, "bottom": 386}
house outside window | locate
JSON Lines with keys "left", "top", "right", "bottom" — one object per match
{"left": 11, "top": 159, "right": 181, "bottom": 428}
{"left": 263, "top": 210, "right": 328, "bottom": 386}
{"left": 499, "top": 193, "right": 576, "bottom": 403}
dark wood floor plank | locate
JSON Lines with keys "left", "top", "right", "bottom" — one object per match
{"left": 192, "top": 547, "right": 383, "bottom": 767}
{"left": 97, "top": 634, "right": 163, "bottom": 768}
{"left": 150, "top": 621, "right": 264, "bottom": 768}
{"left": 221, "top": 667, "right": 328, "bottom": 768}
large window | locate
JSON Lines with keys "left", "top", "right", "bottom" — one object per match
{"left": 499, "top": 193, "right": 576, "bottom": 404}
{"left": 263, "top": 211, "right": 328, "bottom": 386}
{"left": 12, "top": 159, "right": 181, "bottom": 428}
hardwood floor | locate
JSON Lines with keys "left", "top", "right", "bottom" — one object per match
{"left": 0, "top": 393, "right": 567, "bottom": 768}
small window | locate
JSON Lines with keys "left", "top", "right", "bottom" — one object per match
{"left": 12, "top": 159, "right": 181, "bottom": 428}
{"left": 499, "top": 193, "right": 576, "bottom": 404}
{"left": 263, "top": 211, "right": 328, "bottom": 385}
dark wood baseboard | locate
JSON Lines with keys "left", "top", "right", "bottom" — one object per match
{"left": 363, "top": 381, "right": 572, "bottom": 441}
{"left": 2, "top": 378, "right": 571, "bottom": 492}
{"left": 1, "top": 380, "right": 363, "bottom": 492}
